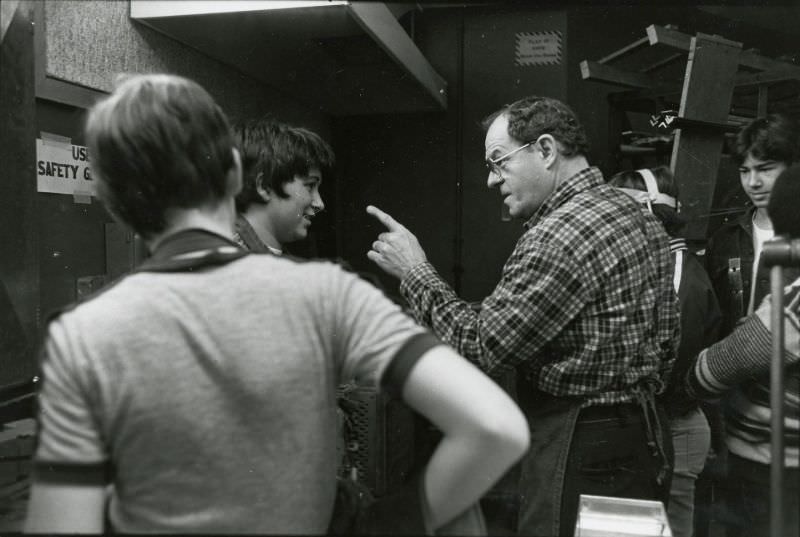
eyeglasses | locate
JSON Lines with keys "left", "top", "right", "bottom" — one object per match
{"left": 485, "top": 142, "right": 533, "bottom": 177}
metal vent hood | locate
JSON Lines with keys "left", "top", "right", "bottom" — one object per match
{"left": 130, "top": 1, "right": 447, "bottom": 116}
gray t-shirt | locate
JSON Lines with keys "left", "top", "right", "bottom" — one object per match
{"left": 34, "top": 254, "right": 429, "bottom": 533}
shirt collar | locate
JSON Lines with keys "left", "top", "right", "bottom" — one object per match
{"left": 722, "top": 206, "right": 756, "bottom": 237}
{"left": 137, "top": 228, "right": 246, "bottom": 273}
{"left": 523, "top": 166, "right": 604, "bottom": 230}
{"left": 739, "top": 206, "right": 756, "bottom": 230}
{"left": 235, "top": 214, "right": 276, "bottom": 254}
{"left": 669, "top": 238, "right": 688, "bottom": 253}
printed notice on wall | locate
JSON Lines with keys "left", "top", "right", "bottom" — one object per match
{"left": 36, "top": 133, "right": 95, "bottom": 198}
{"left": 515, "top": 31, "right": 562, "bottom": 66}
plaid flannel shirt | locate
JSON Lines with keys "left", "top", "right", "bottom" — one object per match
{"left": 400, "top": 167, "right": 679, "bottom": 406}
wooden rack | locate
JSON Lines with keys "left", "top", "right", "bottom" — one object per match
{"left": 581, "top": 25, "right": 800, "bottom": 241}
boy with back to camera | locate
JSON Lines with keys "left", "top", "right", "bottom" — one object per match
{"left": 23, "top": 73, "right": 529, "bottom": 534}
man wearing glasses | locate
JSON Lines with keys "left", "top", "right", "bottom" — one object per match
{"left": 367, "top": 95, "right": 679, "bottom": 537}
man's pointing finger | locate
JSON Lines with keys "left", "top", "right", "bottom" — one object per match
{"left": 366, "top": 205, "right": 404, "bottom": 231}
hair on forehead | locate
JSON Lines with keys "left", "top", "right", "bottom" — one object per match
{"left": 734, "top": 113, "right": 800, "bottom": 166}
{"left": 232, "top": 116, "right": 335, "bottom": 213}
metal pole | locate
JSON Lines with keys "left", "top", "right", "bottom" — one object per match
{"left": 769, "top": 264, "right": 785, "bottom": 537}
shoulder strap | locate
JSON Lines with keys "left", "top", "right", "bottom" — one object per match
{"left": 728, "top": 257, "right": 744, "bottom": 318}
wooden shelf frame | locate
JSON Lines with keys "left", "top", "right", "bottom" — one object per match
{"left": 581, "top": 24, "right": 800, "bottom": 240}
{"left": 581, "top": 24, "right": 800, "bottom": 91}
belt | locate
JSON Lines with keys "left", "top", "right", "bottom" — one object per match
{"left": 576, "top": 402, "right": 640, "bottom": 423}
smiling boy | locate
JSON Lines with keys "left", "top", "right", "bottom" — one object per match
{"left": 706, "top": 113, "right": 800, "bottom": 334}
{"left": 232, "top": 118, "right": 334, "bottom": 255}
{"left": 703, "top": 113, "right": 800, "bottom": 536}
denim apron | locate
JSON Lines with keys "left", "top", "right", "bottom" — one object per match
{"left": 515, "top": 392, "right": 583, "bottom": 536}
{"left": 515, "top": 381, "right": 672, "bottom": 537}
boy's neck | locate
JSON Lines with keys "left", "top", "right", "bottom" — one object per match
{"left": 147, "top": 200, "right": 236, "bottom": 252}
{"left": 753, "top": 207, "right": 773, "bottom": 231}
{"left": 242, "top": 208, "right": 283, "bottom": 251}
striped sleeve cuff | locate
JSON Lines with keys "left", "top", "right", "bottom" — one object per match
{"left": 380, "top": 332, "right": 441, "bottom": 398}
{"left": 689, "top": 349, "right": 730, "bottom": 398}
{"left": 688, "top": 313, "right": 773, "bottom": 399}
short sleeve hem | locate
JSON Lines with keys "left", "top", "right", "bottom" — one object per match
{"left": 380, "top": 332, "right": 441, "bottom": 398}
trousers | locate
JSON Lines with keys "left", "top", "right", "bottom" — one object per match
{"left": 723, "top": 453, "right": 799, "bottom": 537}
{"left": 667, "top": 408, "right": 711, "bottom": 537}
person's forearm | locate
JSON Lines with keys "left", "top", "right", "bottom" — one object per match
{"left": 688, "top": 310, "right": 799, "bottom": 399}
{"left": 25, "top": 482, "right": 106, "bottom": 533}
{"left": 400, "top": 265, "right": 489, "bottom": 366}
{"left": 399, "top": 262, "right": 464, "bottom": 330}
{"left": 399, "top": 345, "right": 529, "bottom": 531}
{"left": 422, "top": 427, "right": 525, "bottom": 529}
{"left": 400, "top": 263, "right": 522, "bottom": 378}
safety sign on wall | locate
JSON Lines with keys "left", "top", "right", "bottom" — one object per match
{"left": 36, "top": 132, "right": 95, "bottom": 201}
{"left": 515, "top": 31, "right": 562, "bottom": 66}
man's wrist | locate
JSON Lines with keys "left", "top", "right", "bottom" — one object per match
{"left": 401, "top": 261, "right": 431, "bottom": 281}
{"left": 399, "top": 262, "right": 435, "bottom": 294}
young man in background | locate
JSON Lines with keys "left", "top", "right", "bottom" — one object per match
{"left": 703, "top": 113, "right": 800, "bottom": 535}
{"left": 689, "top": 164, "right": 800, "bottom": 537}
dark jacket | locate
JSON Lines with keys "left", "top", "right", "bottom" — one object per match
{"left": 704, "top": 208, "right": 800, "bottom": 339}
{"left": 702, "top": 208, "right": 800, "bottom": 455}
{"left": 662, "top": 240, "right": 722, "bottom": 418}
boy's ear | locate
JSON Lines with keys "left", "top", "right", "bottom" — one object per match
{"left": 255, "top": 174, "right": 271, "bottom": 203}
{"left": 226, "top": 147, "right": 243, "bottom": 196}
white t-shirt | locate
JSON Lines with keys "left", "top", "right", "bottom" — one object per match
{"left": 748, "top": 213, "right": 774, "bottom": 314}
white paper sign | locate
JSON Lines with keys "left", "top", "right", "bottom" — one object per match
{"left": 515, "top": 32, "right": 562, "bottom": 66}
{"left": 36, "top": 135, "right": 95, "bottom": 197}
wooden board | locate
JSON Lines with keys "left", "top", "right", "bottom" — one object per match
{"left": 670, "top": 33, "right": 742, "bottom": 240}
